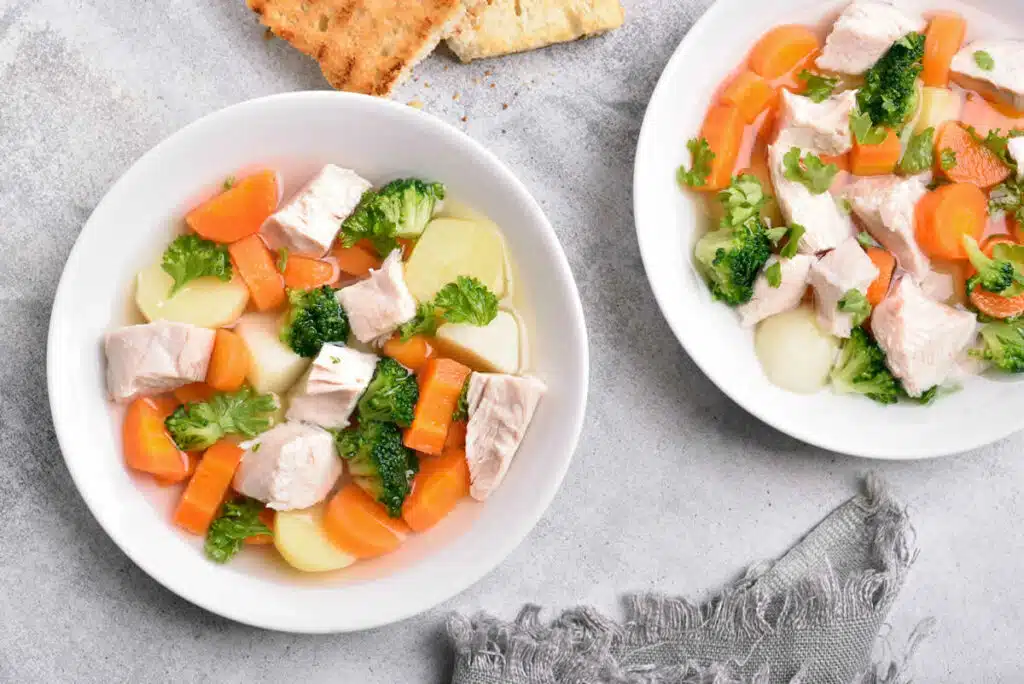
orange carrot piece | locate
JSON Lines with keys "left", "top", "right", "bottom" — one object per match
{"left": 245, "top": 508, "right": 276, "bottom": 545}
{"left": 150, "top": 395, "right": 182, "bottom": 418}
{"left": 970, "top": 288, "right": 1024, "bottom": 320}
{"left": 401, "top": 447, "right": 471, "bottom": 532}
{"left": 205, "top": 329, "right": 250, "bottom": 393}
{"left": 155, "top": 452, "right": 201, "bottom": 487}
{"left": 283, "top": 255, "right": 338, "bottom": 291}
{"left": 445, "top": 420, "right": 468, "bottom": 450}
{"left": 698, "top": 104, "right": 745, "bottom": 192}
{"left": 333, "top": 241, "right": 383, "bottom": 278}
{"left": 404, "top": 358, "right": 472, "bottom": 456}
{"left": 819, "top": 152, "right": 850, "bottom": 173}
{"left": 322, "top": 484, "right": 410, "bottom": 558}
{"left": 228, "top": 234, "right": 286, "bottom": 311}
{"left": 749, "top": 25, "right": 820, "bottom": 80}
{"left": 851, "top": 129, "right": 902, "bottom": 176}
{"left": 721, "top": 70, "right": 777, "bottom": 124}
{"left": 185, "top": 171, "right": 279, "bottom": 244}
{"left": 172, "top": 441, "right": 244, "bottom": 535}
{"left": 915, "top": 183, "right": 988, "bottom": 261}
{"left": 935, "top": 122, "right": 1011, "bottom": 188}
{"left": 173, "top": 383, "right": 215, "bottom": 406}
{"left": 123, "top": 397, "right": 189, "bottom": 479}
{"left": 922, "top": 13, "right": 967, "bottom": 87}
{"left": 382, "top": 335, "right": 434, "bottom": 373}
{"left": 865, "top": 248, "right": 896, "bottom": 306}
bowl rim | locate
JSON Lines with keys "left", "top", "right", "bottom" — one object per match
{"left": 47, "top": 91, "right": 590, "bottom": 632}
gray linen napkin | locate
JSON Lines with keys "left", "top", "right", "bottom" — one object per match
{"left": 448, "top": 476, "right": 931, "bottom": 684}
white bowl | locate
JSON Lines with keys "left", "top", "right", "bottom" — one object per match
{"left": 634, "top": 0, "right": 1024, "bottom": 459}
{"left": 47, "top": 92, "right": 588, "bottom": 632}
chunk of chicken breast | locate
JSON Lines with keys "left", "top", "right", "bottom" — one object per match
{"left": 105, "top": 321, "right": 216, "bottom": 403}
{"left": 872, "top": 277, "right": 977, "bottom": 397}
{"left": 336, "top": 249, "right": 418, "bottom": 344}
{"left": 808, "top": 237, "right": 879, "bottom": 338}
{"left": 778, "top": 90, "right": 857, "bottom": 157}
{"left": 817, "top": 1, "right": 925, "bottom": 75}
{"left": 951, "top": 40, "right": 1024, "bottom": 112}
{"left": 233, "top": 422, "right": 341, "bottom": 511}
{"left": 737, "top": 255, "right": 814, "bottom": 327}
{"left": 286, "top": 343, "right": 379, "bottom": 429}
{"left": 261, "top": 165, "right": 372, "bottom": 257}
{"left": 465, "top": 373, "right": 547, "bottom": 502}
{"left": 846, "top": 175, "right": 930, "bottom": 281}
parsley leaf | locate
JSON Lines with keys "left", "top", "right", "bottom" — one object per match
{"left": 783, "top": 147, "right": 839, "bottom": 194}
{"left": 940, "top": 148, "right": 958, "bottom": 171}
{"left": 678, "top": 137, "right": 715, "bottom": 188}
{"left": 399, "top": 277, "right": 499, "bottom": 340}
{"left": 837, "top": 197, "right": 853, "bottom": 215}
{"left": 838, "top": 289, "right": 872, "bottom": 328}
{"left": 798, "top": 70, "right": 839, "bottom": 103}
{"left": 991, "top": 177, "right": 1024, "bottom": 224}
{"left": 165, "top": 388, "right": 278, "bottom": 451}
{"left": 857, "top": 231, "right": 881, "bottom": 249}
{"left": 205, "top": 498, "right": 271, "bottom": 564}
{"left": 718, "top": 173, "right": 770, "bottom": 227}
{"left": 850, "top": 110, "right": 888, "bottom": 145}
{"left": 452, "top": 380, "right": 470, "bottom": 421}
{"left": 899, "top": 127, "right": 935, "bottom": 174}
{"left": 779, "top": 225, "right": 806, "bottom": 259}
{"left": 223, "top": 176, "right": 236, "bottom": 191}
{"left": 277, "top": 247, "right": 289, "bottom": 273}
{"left": 765, "top": 226, "right": 788, "bottom": 244}
{"left": 765, "top": 261, "right": 783, "bottom": 288}
{"left": 974, "top": 50, "right": 995, "bottom": 71}
{"left": 161, "top": 234, "right": 233, "bottom": 297}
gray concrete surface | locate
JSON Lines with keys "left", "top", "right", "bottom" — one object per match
{"left": 2, "top": 0, "right": 1023, "bottom": 681}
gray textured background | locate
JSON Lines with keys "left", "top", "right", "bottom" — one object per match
{"left": 3, "top": 0, "right": 1023, "bottom": 681}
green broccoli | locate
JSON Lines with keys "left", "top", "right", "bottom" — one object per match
{"left": 205, "top": 497, "right": 271, "bottom": 563}
{"left": 970, "top": 319, "right": 1024, "bottom": 373}
{"left": 340, "top": 178, "right": 446, "bottom": 254}
{"left": 838, "top": 289, "right": 872, "bottom": 328}
{"left": 280, "top": 286, "right": 350, "bottom": 357}
{"left": 963, "top": 235, "right": 1023, "bottom": 295}
{"left": 694, "top": 219, "right": 772, "bottom": 306}
{"left": 857, "top": 32, "right": 925, "bottom": 129}
{"left": 357, "top": 358, "right": 419, "bottom": 427}
{"left": 166, "top": 388, "right": 278, "bottom": 451}
{"left": 336, "top": 421, "right": 419, "bottom": 517}
{"left": 830, "top": 328, "right": 901, "bottom": 405}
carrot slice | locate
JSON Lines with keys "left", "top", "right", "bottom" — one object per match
{"left": 721, "top": 70, "right": 777, "bottom": 124}
{"left": 173, "top": 383, "right": 215, "bottom": 406}
{"left": 123, "top": 397, "right": 189, "bottom": 479}
{"left": 970, "top": 288, "right": 1024, "bottom": 319}
{"left": 749, "top": 25, "right": 820, "bottom": 80}
{"left": 851, "top": 129, "right": 902, "bottom": 176}
{"left": 698, "top": 104, "right": 745, "bottom": 192}
{"left": 155, "top": 452, "right": 201, "bottom": 487}
{"left": 936, "top": 122, "right": 1011, "bottom": 188}
{"left": 819, "top": 152, "right": 850, "bottom": 173}
{"left": 445, "top": 420, "right": 467, "bottom": 450}
{"left": 915, "top": 183, "right": 988, "bottom": 261}
{"left": 333, "top": 241, "right": 382, "bottom": 278}
{"left": 172, "top": 441, "right": 245, "bottom": 535}
{"left": 922, "top": 13, "right": 967, "bottom": 87}
{"left": 228, "top": 234, "right": 287, "bottom": 311}
{"left": 865, "top": 248, "right": 896, "bottom": 306}
{"left": 404, "top": 358, "right": 472, "bottom": 456}
{"left": 283, "top": 254, "right": 337, "bottom": 290}
{"left": 205, "top": 329, "right": 250, "bottom": 393}
{"left": 322, "top": 484, "right": 410, "bottom": 558}
{"left": 245, "top": 508, "right": 276, "bottom": 545}
{"left": 401, "top": 447, "right": 471, "bottom": 532}
{"left": 185, "top": 171, "right": 279, "bottom": 244}
{"left": 382, "top": 334, "right": 434, "bottom": 373}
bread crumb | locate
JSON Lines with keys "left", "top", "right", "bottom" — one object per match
{"left": 453, "top": 92, "right": 461, "bottom": 101}
{"left": 484, "top": 70, "right": 492, "bottom": 76}
{"left": 424, "top": 82, "right": 431, "bottom": 88}
{"left": 489, "top": 83, "right": 496, "bottom": 88}
{"left": 263, "top": 28, "right": 274, "bottom": 40}
{"left": 461, "top": 115, "right": 468, "bottom": 122}
{"left": 502, "top": 103, "right": 509, "bottom": 110}
{"left": 408, "top": 100, "right": 424, "bottom": 109}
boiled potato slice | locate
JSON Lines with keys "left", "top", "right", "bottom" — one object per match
{"left": 235, "top": 312, "right": 310, "bottom": 395}
{"left": 755, "top": 307, "right": 839, "bottom": 394}
{"left": 135, "top": 263, "right": 249, "bottom": 328}
{"left": 404, "top": 218, "right": 506, "bottom": 302}
{"left": 436, "top": 311, "right": 520, "bottom": 373}
{"left": 275, "top": 504, "right": 356, "bottom": 573}
{"left": 914, "top": 87, "right": 962, "bottom": 135}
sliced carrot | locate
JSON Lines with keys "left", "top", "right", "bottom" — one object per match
{"left": 333, "top": 241, "right": 382, "bottom": 278}
{"left": 970, "top": 288, "right": 1024, "bottom": 319}
{"left": 819, "top": 152, "right": 850, "bottom": 173}
{"left": 915, "top": 183, "right": 988, "bottom": 261}
{"left": 749, "top": 25, "right": 820, "bottom": 80}
{"left": 864, "top": 248, "right": 896, "bottom": 306}
{"left": 150, "top": 395, "right": 181, "bottom": 418}
{"left": 445, "top": 420, "right": 467, "bottom": 450}
{"left": 721, "top": 70, "right": 777, "bottom": 124}
{"left": 322, "top": 484, "right": 410, "bottom": 558}
{"left": 205, "top": 329, "right": 250, "bottom": 393}
{"left": 123, "top": 397, "right": 189, "bottom": 480}
{"left": 283, "top": 254, "right": 337, "bottom": 291}
{"left": 382, "top": 334, "right": 434, "bottom": 373}
{"left": 173, "top": 383, "right": 215, "bottom": 406}
{"left": 922, "top": 13, "right": 967, "bottom": 87}
{"left": 697, "top": 104, "right": 745, "bottom": 191}
{"left": 172, "top": 441, "right": 244, "bottom": 535}
{"left": 155, "top": 452, "right": 201, "bottom": 487}
{"left": 935, "top": 122, "right": 1011, "bottom": 188}
{"left": 228, "top": 234, "right": 287, "bottom": 311}
{"left": 245, "top": 508, "right": 275, "bottom": 545}
{"left": 401, "top": 447, "right": 471, "bottom": 533}
{"left": 403, "top": 358, "right": 472, "bottom": 456}
{"left": 185, "top": 171, "right": 279, "bottom": 244}
{"left": 851, "top": 129, "right": 902, "bottom": 176}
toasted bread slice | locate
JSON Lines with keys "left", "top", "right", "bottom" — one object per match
{"left": 445, "top": 0, "right": 624, "bottom": 62}
{"left": 249, "top": 0, "right": 466, "bottom": 96}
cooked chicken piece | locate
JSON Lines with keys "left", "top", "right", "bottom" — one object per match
{"left": 233, "top": 422, "right": 341, "bottom": 511}
{"left": 737, "top": 255, "right": 814, "bottom": 327}
{"left": 951, "top": 40, "right": 1024, "bottom": 112}
{"left": 846, "top": 175, "right": 930, "bottom": 281}
{"left": 286, "top": 344, "right": 378, "bottom": 429}
{"left": 808, "top": 237, "right": 879, "bottom": 338}
{"left": 1008, "top": 137, "right": 1024, "bottom": 178}
{"left": 261, "top": 165, "right": 371, "bottom": 257}
{"left": 465, "top": 373, "right": 546, "bottom": 501}
{"left": 105, "top": 321, "right": 216, "bottom": 403}
{"left": 778, "top": 90, "right": 857, "bottom": 156}
{"left": 919, "top": 270, "right": 957, "bottom": 305}
{"left": 336, "top": 249, "right": 418, "bottom": 344}
{"left": 817, "top": 1, "right": 925, "bottom": 75}
{"left": 872, "top": 277, "right": 977, "bottom": 397}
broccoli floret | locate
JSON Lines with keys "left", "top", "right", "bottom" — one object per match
{"left": 357, "top": 358, "right": 419, "bottom": 427}
{"left": 830, "top": 328, "right": 901, "bottom": 405}
{"left": 340, "top": 178, "right": 445, "bottom": 253}
{"left": 694, "top": 219, "right": 772, "bottom": 306}
{"left": 857, "top": 32, "right": 925, "bottom": 129}
{"left": 452, "top": 379, "right": 470, "bottom": 422}
{"left": 280, "top": 286, "right": 350, "bottom": 357}
{"left": 970, "top": 320, "right": 1024, "bottom": 373}
{"left": 336, "top": 422, "right": 419, "bottom": 517}
{"left": 964, "top": 235, "right": 1021, "bottom": 294}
